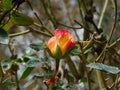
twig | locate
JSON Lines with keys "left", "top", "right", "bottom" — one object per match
{"left": 41, "top": 0, "right": 57, "bottom": 28}
{"left": 29, "top": 27, "right": 52, "bottom": 37}
{"left": 9, "top": 30, "right": 30, "bottom": 37}
{"left": 66, "top": 57, "right": 80, "bottom": 79}
{"left": 74, "top": 20, "right": 94, "bottom": 34}
{"left": 96, "top": 70, "right": 107, "bottom": 90}
{"left": 107, "top": 0, "right": 117, "bottom": 43}
{"left": 8, "top": 44, "right": 14, "bottom": 57}
{"left": 15, "top": 71, "right": 20, "bottom": 90}
{"left": 33, "top": 23, "right": 53, "bottom": 36}
{"left": 26, "top": 0, "right": 43, "bottom": 25}
{"left": 62, "top": 0, "right": 80, "bottom": 40}
{"left": 58, "top": 22, "right": 82, "bottom": 29}
{"left": 98, "top": 0, "right": 108, "bottom": 29}
{"left": 34, "top": 12, "right": 43, "bottom": 25}
{"left": 109, "top": 74, "right": 119, "bottom": 89}
{"left": 109, "top": 37, "right": 120, "bottom": 47}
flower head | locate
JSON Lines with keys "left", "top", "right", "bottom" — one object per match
{"left": 47, "top": 29, "right": 76, "bottom": 58}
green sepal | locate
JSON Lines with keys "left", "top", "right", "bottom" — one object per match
{"left": 47, "top": 45, "right": 62, "bottom": 59}
{"left": 54, "top": 45, "right": 62, "bottom": 59}
{"left": 62, "top": 44, "right": 81, "bottom": 58}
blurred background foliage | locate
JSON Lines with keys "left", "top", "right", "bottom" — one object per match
{"left": 0, "top": 0, "right": 120, "bottom": 90}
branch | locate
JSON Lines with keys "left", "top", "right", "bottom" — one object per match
{"left": 9, "top": 30, "right": 30, "bottom": 37}
{"left": 98, "top": 0, "right": 108, "bottom": 28}
{"left": 107, "top": 0, "right": 117, "bottom": 43}
{"left": 74, "top": 20, "right": 94, "bottom": 34}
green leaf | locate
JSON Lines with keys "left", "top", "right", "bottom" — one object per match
{"left": 80, "top": 77, "right": 87, "bottom": 83}
{"left": 27, "top": 59, "right": 41, "bottom": 67}
{"left": 25, "top": 49, "right": 36, "bottom": 56}
{"left": 0, "top": 28, "right": 9, "bottom": 44}
{"left": 70, "top": 49, "right": 81, "bottom": 55}
{"left": 34, "top": 71, "right": 55, "bottom": 78}
{"left": 11, "top": 11, "right": 33, "bottom": 26}
{"left": 20, "top": 67, "right": 34, "bottom": 80}
{"left": 63, "top": 44, "right": 81, "bottom": 58}
{"left": 30, "top": 43, "right": 46, "bottom": 51}
{"left": 87, "top": 63, "right": 120, "bottom": 74}
{"left": 2, "top": 0, "right": 13, "bottom": 11}
{"left": 3, "top": 23, "right": 11, "bottom": 31}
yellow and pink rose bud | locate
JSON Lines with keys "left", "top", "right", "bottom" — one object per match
{"left": 47, "top": 29, "right": 76, "bottom": 59}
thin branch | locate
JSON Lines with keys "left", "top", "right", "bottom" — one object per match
{"left": 8, "top": 44, "right": 14, "bottom": 57}
{"left": 98, "top": 0, "right": 108, "bottom": 28}
{"left": 58, "top": 22, "right": 82, "bottom": 29}
{"left": 74, "top": 20, "right": 94, "bottom": 34}
{"left": 34, "top": 12, "right": 43, "bottom": 25}
{"left": 61, "top": 0, "right": 80, "bottom": 40}
{"left": 33, "top": 23, "right": 53, "bottom": 36}
{"left": 109, "top": 37, "right": 120, "bottom": 47}
{"left": 96, "top": 70, "right": 107, "bottom": 90}
{"left": 107, "top": 0, "right": 117, "bottom": 43}
{"left": 109, "top": 75, "right": 119, "bottom": 89}
{"left": 0, "top": 62, "right": 4, "bottom": 85}
{"left": 15, "top": 71, "right": 20, "bottom": 90}
{"left": 29, "top": 27, "right": 52, "bottom": 37}
{"left": 9, "top": 30, "right": 30, "bottom": 37}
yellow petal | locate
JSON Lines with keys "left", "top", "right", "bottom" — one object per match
{"left": 47, "top": 36, "right": 58, "bottom": 55}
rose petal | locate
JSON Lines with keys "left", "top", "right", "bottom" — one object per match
{"left": 55, "top": 29, "right": 76, "bottom": 54}
{"left": 47, "top": 36, "right": 58, "bottom": 55}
